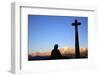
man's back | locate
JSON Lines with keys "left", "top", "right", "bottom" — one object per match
{"left": 51, "top": 44, "right": 62, "bottom": 59}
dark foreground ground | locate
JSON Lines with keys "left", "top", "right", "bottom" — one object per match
{"left": 28, "top": 55, "right": 88, "bottom": 61}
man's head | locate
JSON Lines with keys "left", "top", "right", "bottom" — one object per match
{"left": 54, "top": 44, "right": 58, "bottom": 49}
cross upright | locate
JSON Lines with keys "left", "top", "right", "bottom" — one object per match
{"left": 72, "top": 19, "right": 81, "bottom": 58}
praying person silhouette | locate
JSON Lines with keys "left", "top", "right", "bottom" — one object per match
{"left": 51, "top": 44, "right": 62, "bottom": 59}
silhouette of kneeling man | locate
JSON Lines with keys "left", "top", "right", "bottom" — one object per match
{"left": 51, "top": 44, "right": 62, "bottom": 59}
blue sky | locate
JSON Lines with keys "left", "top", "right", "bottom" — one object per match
{"left": 28, "top": 15, "right": 88, "bottom": 53}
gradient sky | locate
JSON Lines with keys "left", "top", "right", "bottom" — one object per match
{"left": 28, "top": 15, "right": 88, "bottom": 53}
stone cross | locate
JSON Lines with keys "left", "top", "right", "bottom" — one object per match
{"left": 72, "top": 19, "right": 81, "bottom": 58}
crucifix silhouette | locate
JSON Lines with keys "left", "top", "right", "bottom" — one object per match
{"left": 72, "top": 19, "right": 81, "bottom": 58}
